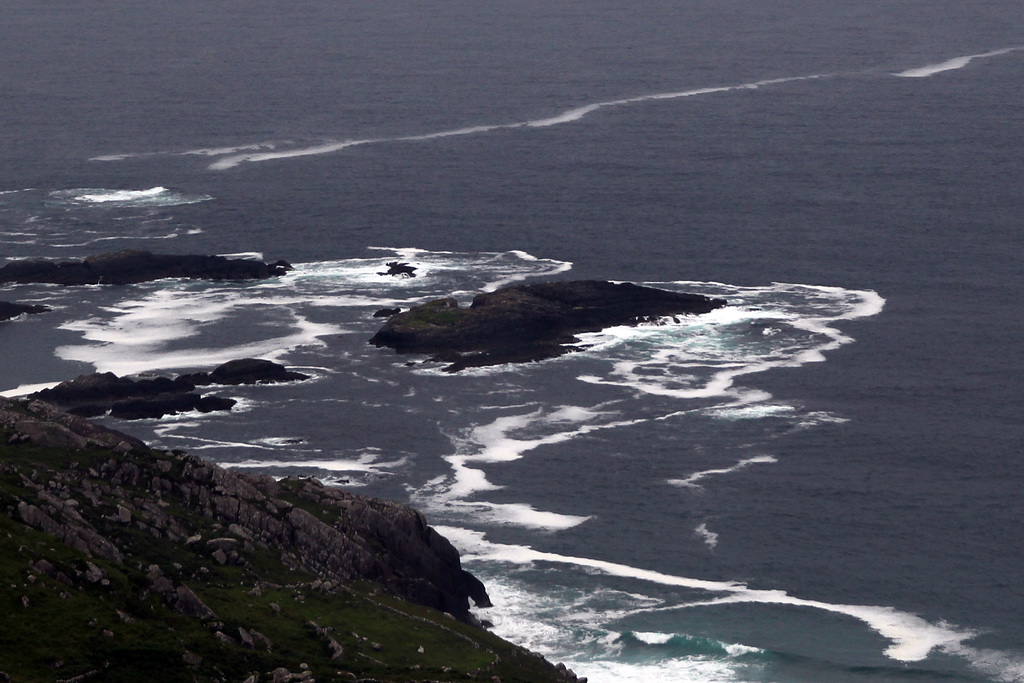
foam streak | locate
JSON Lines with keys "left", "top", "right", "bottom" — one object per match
{"left": 442, "top": 528, "right": 979, "bottom": 665}
{"left": 894, "top": 47, "right": 1023, "bottom": 78}
{"left": 669, "top": 455, "right": 777, "bottom": 488}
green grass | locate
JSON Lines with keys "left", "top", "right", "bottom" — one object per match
{"left": 398, "top": 299, "right": 469, "bottom": 329}
{"left": 0, "top": 428, "right": 574, "bottom": 683}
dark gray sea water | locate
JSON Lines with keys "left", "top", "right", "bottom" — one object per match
{"left": 2, "top": 2, "right": 1023, "bottom": 680}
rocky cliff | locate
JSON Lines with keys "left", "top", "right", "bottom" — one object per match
{"left": 0, "top": 397, "right": 584, "bottom": 683}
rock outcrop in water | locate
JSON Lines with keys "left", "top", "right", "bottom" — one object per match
{"left": 370, "top": 279, "right": 727, "bottom": 372}
{"left": 31, "top": 359, "right": 309, "bottom": 420}
{"left": 0, "top": 300, "right": 49, "bottom": 321}
{"left": 0, "top": 249, "right": 292, "bottom": 286}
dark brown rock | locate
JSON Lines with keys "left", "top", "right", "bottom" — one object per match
{"left": 0, "top": 250, "right": 291, "bottom": 286}
{"left": 202, "top": 358, "right": 309, "bottom": 385}
{"left": 0, "top": 300, "right": 50, "bottom": 321}
{"left": 370, "top": 280, "right": 726, "bottom": 371}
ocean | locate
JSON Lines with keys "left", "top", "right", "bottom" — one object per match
{"left": 2, "top": 1, "right": 1023, "bottom": 681}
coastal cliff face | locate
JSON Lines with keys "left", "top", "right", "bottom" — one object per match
{"left": 0, "top": 397, "right": 582, "bottom": 683}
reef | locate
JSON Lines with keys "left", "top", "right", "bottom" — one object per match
{"left": 0, "top": 249, "right": 292, "bottom": 286}
{"left": 0, "top": 300, "right": 49, "bottom": 321}
{"left": 370, "top": 279, "right": 726, "bottom": 372}
{"left": 30, "top": 359, "right": 309, "bottom": 420}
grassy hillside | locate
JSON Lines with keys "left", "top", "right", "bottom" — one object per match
{"left": 0, "top": 399, "right": 585, "bottom": 683}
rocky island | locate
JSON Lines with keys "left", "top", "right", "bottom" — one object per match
{"left": 0, "top": 250, "right": 292, "bottom": 286}
{"left": 370, "top": 280, "right": 726, "bottom": 371}
{"left": 0, "top": 396, "right": 586, "bottom": 683}
{"left": 31, "top": 359, "right": 310, "bottom": 420}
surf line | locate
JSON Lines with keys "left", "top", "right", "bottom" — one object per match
{"left": 442, "top": 526, "right": 980, "bottom": 666}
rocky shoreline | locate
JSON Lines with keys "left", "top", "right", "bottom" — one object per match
{"left": 0, "top": 252, "right": 725, "bottom": 680}
{"left": 0, "top": 396, "right": 587, "bottom": 682}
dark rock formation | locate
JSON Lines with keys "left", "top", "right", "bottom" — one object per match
{"left": 0, "top": 395, "right": 489, "bottom": 624}
{"left": 0, "top": 250, "right": 292, "bottom": 286}
{"left": 373, "top": 307, "right": 402, "bottom": 318}
{"left": 31, "top": 372, "right": 233, "bottom": 420}
{"left": 0, "top": 397, "right": 147, "bottom": 452}
{"left": 182, "top": 358, "right": 310, "bottom": 386}
{"left": 31, "top": 360, "right": 306, "bottom": 420}
{"left": 377, "top": 261, "right": 416, "bottom": 278}
{"left": 370, "top": 280, "right": 726, "bottom": 371}
{"left": 108, "top": 393, "right": 237, "bottom": 420}
{"left": 0, "top": 300, "right": 49, "bottom": 321}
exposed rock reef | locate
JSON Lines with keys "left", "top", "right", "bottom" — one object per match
{"left": 1, "top": 397, "right": 585, "bottom": 682}
{"left": 0, "top": 249, "right": 292, "bottom": 286}
{"left": 31, "top": 359, "right": 309, "bottom": 420}
{"left": 0, "top": 300, "right": 49, "bottom": 321}
{"left": 371, "top": 279, "right": 727, "bottom": 371}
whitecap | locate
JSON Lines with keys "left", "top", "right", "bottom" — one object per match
{"left": 47, "top": 186, "right": 212, "bottom": 208}
{"left": 694, "top": 523, "right": 719, "bottom": 550}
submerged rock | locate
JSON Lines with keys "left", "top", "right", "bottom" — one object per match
{"left": 370, "top": 280, "right": 726, "bottom": 371}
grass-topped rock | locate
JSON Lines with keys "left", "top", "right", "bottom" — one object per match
{"left": 370, "top": 280, "right": 726, "bottom": 372}
{"left": 0, "top": 397, "right": 585, "bottom": 683}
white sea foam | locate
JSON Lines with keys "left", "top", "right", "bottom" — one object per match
{"left": 633, "top": 631, "right": 675, "bottom": 645}
{"left": 576, "top": 283, "right": 885, "bottom": 403}
{"left": 208, "top": 138, "right": 378, "bottom": 170}
{"left": 94, "top": 73, "right": 836, "bottom": 171}
{"left": 222, "top": 453, "right": 407, "bottom": 473}
{"left": 55, "top": 287, "right": 346, "bottom": 375}
{"left": 0, "top": 381, "right": 61, "bottom": 398}
{"left": 694, "top": 523, "right": 719, "bottom": 549}
{"left": 410, "top": 405, "right": 645, "bottom": 530}
{"left": 87, "top": 46, "right": 1024, "bottom": 172}
{"left": 669, "top": 455, "right": 778, "bottom": 488}
{"left": 443, "top": 528, "right": 982, "bottom": 667}
{"left": 76, "top": 187, "right": 167, "bottom": 203}
{"left": 47, "top": 187, "right": 213, "bottom": 207}
{"left": 894, "top": 47, "right": 1023, "bottom": 78}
